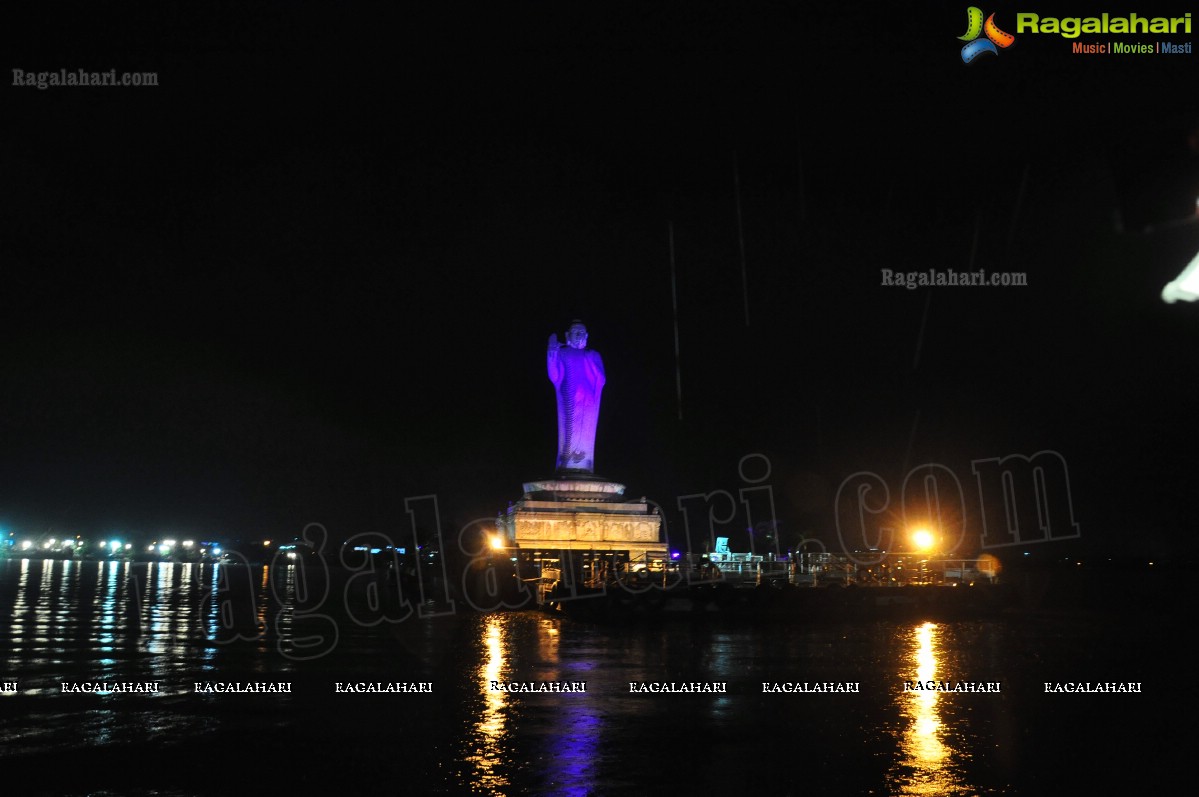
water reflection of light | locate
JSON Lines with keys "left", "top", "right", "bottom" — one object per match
{"left": 201, "top": 563, "right": 222, "bottom": 670}
{"left": 4, "top": 560, "right": 229, "bottom": 698}
{"left": 891, "top": 621, "right": 970, "bottom": 796}
{"left": 273, "top": 564, "right": 294, "bottom": 649}
{"left": 468, "top": 614, "right": 511, "bottom": 795}
{"left": 97, "top": 561, "right": 121, "bottom": 652}
{"left": 910, "top": 623, "right": 946, "bottom": 767}
{"left": 259, "top": 565, "right": 271, "bottom": 635}
{"left": 7, "top": 559, "right": 32, "bottom": 669}
{"left": 547, "top": 703, "right": 600, "bottom": 797}
{"left": 539, "top": 619, "right": 600, "bottom": 797}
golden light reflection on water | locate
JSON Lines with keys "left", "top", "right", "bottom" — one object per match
{"left": 891, "top": 621, "right": 971, "bottom": 796}
{"left": 538, "top": 619, "right": 559, "bottom": 665}
{"left": 468, "top": 614, "right": 511, "bottom": 795}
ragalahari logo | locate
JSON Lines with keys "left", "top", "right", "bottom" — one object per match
{"left": 959, "top": 7, "right": 1016, "bottom": 62}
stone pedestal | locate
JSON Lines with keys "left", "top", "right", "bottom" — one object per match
{"left": 497, "top": 477, "right": 666, "bottom": 563}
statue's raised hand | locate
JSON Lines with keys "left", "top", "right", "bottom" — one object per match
{"left": 548, "top": 333, "right": 561, "bottom": 350}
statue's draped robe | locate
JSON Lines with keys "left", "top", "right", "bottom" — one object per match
{"left": 548, "top": 346, "right": 605, "bottom": 473}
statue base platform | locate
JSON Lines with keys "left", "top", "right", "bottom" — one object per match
{"left": 499, "top": 475, "right": 666, "bottom": 561}
{"left": 522, "top": 476, "right": 625, "bottom": 502}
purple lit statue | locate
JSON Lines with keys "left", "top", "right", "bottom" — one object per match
{"left": 547, "top": 321, "right": 605, "bottom": 474}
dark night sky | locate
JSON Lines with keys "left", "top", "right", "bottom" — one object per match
{"left": 2, "top": 2, "right": 1198, "bottom": 558}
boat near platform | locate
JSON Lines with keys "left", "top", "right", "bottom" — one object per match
{"left": 518, "top": 548, "right": 1017, "bottom": 623}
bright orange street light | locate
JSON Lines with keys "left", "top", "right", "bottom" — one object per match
{"left": 911, "top": 528, "right": 936, "bottom": 552}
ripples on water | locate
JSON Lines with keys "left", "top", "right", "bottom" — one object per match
{"left": 0, "top": 559, "right": 1182, "bottom": 796}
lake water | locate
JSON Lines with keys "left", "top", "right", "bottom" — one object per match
{"left": 0, "top": 559, "right": 1185, "bottom": 796}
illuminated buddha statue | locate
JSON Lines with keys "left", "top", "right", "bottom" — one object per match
{"left": 547, "top": 320, "right": 605, "bottom": 474}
